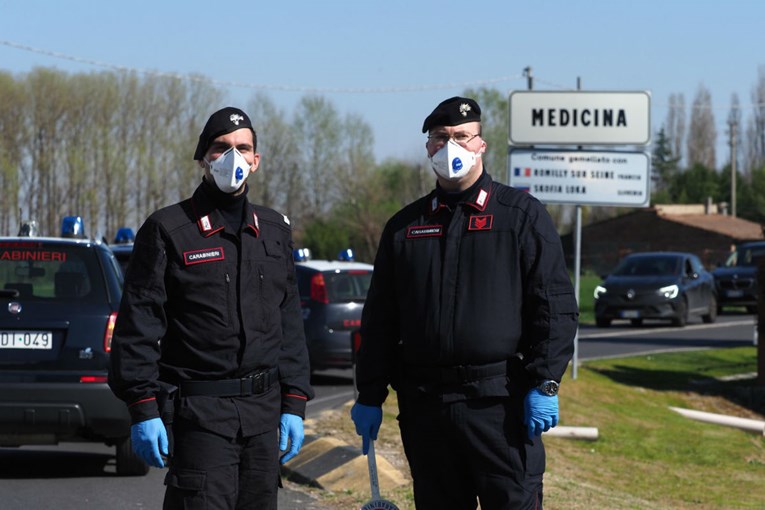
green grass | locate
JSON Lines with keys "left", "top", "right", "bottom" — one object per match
{"left": 312, "top": 347, "right": 765, "bottom": 510}
{"left": 545, "top": 347, "right": 765, "bottom": 509}
{"left": 575, "top": 271, "right": 599, "bottom": 325}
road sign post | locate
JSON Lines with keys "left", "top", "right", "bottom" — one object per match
{"left": 507, "top": 89, "right": 652, "bottom": 381}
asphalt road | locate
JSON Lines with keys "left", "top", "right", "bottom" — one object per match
{"left": 0, "top": 313, "right": 755, "bottom": 509}
{"left": 577, "top": 313, "right": 756, "bottom": 359}
{"left": 0, "top": 370, "right": 358, "bottom": 510}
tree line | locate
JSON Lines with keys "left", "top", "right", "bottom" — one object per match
{"left": 2, "top": 67, "right": 765, "bottom": 263}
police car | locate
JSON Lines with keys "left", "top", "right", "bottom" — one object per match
{"left": 110, "top": 227, "right": 135, "bottom": 276}
{"left": 294, "top": 249, "right": 373, "bottom": 373}
{"left": 0, "top": 217, "right": 148, "bottom": 475}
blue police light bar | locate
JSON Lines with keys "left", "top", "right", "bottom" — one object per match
{"left": 293, "top": 248, "right": 312, "bottom": 262}
{"left": 61, "top": 216, "right": 85, "bottom": 239}
{"left": 338, "top": 248, "right": 354, "bottom": 261}
{"left": 114, "top": 227, "right": 135, "bottom": 244}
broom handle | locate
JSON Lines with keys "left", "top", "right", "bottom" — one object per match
{"left": 367, "top": 439, "right": 381, "bottom": 500}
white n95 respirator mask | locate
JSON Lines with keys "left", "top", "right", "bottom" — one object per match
{"left": 206, "top": 147, "right": 251, "bottom": 193}
{"left": 428, "top": 140, "right": 479, "bottom": 181}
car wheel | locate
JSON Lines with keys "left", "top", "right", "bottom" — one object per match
{"left": 630, "top": 318, "right": 643, "bottom": 327}
{"left": 702, "top": 295, "right": 718, "bottom": 324}
{"left": 596, "top": 317, "right": 611, "bottom": 328}
{"left": 671, "top": 297, "right": 688, "bottom": 327}
{"left": 115, "top": 436, "right": 150, "bottom": 476}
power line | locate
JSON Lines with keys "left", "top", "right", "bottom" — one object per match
{"left": 0, "top": 39, "right": 524, "bottom": 94}
{"left": 5, "top": 39, "right": 765, "bottom": 110}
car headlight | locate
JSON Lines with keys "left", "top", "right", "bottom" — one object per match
{"left": 594, "top": 285, "right": 607, "bottom": 299}
{"left": 657, "top": 284, "right": 679, "bottom": 299}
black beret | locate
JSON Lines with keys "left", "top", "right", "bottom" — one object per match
{"left": 421, "top": 96, "right": 481, "bottom": 133}
{"left": 193, "top": 106, "right": 256, "bottom": 160}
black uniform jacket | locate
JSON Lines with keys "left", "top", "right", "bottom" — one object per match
{"left": 355, "top": 171, "right": 578, "bottom": 406}
{"left": 109, "top": 181, "right": 313, "bottom": 438}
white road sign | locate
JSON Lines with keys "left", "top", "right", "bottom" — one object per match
{"left": 508, "top": 149, "right": 651, "bottom": 207}
{"left": 508, "top": 91, "right": 651, "bottom": 146}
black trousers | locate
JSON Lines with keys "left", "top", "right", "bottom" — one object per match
{"left": 162, "top": 417, "right": 279, "bottom": 510}
{"left": 398, "top": 391, "right": 545, "bottom": 510}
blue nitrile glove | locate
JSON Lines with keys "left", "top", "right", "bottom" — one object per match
{"left": 524, "top": 389, "right": 559, "bottom": 439}
{"left": 279, "top": 413, "right": 305, "bottom": 464}
{"left": 350, "top": 403, "right": 382, "bottom": 455}
{"left": 131, "top": 417, "right": 168, "bottom": 468}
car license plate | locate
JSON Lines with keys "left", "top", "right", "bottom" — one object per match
{"left": 0, "top": 331, "right": 53, "bottom": 350}
{"left": 726, "top": 290, "right": 744, "bottom": 298}
{"left": 620, "top": 310, "right": 640, "bottom": 319}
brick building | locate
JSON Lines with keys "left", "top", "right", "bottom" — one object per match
{"left": 561, "top": 204, "right": 765, "bottom": 275}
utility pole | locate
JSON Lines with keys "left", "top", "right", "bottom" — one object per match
{"left": 728, "top": 119, "right": 737, "bottom": 217}
{"left": 523, "top": 66, "right": 533, "bottom": 90}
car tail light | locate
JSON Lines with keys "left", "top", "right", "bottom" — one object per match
{"left": 351, "top": 330, "right": 362, "bottom": 354}
{"left": 351, "top": 329, "right": 362, "bottom": 364}
{"left": 104, "top": 312, "right": 117, "bottom": 352}
{"left": 80, "top": 375, "right": 108, "bottom": 383}
{"left": 310, "top": 273, "right": 329, "bottom": 304}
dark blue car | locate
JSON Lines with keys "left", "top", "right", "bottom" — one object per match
{"left": 0, "top": 234, "right": 148, "bottom": 475}
{"left": 594, "top": 251, "right": 717, "bottom": 327}
{"left": 712, "top": 241, "right": 765, "bottom": 314}
{"left": 294, "top": 258, "right": 373, "bottom": 372}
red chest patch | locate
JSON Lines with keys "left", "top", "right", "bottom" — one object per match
{"left": 468, "top": 215, "right": 493, "bottom": 231}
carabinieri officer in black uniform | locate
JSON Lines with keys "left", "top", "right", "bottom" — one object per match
{"left": 109, "top": 107, "right": 313, "bottom": 510}
{"left": 351, "top": 97, "right": 578, "bottom": 509}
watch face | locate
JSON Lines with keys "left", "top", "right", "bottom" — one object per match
{"left": 540, "top": 381, "right": 559, "bottom": 396}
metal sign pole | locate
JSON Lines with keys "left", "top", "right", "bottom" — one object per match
{"left": 572, "top": 205, "right": 581, "bottom": 380}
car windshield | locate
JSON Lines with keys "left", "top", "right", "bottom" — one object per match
{"left": 0, "top": 241, "right": 106, "bottom": 303}
{"left": 612, "top": 256, "right": 681, "bottom": 277}
{"left": 725, "top": 245, "right": 765, "bottom": 267}
{"left": 325, "top": 270, "right": 372, "bottom": 302}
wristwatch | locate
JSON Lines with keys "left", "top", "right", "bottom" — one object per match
{"left": 536, "top": 380, "right": 560, "bottom": 396}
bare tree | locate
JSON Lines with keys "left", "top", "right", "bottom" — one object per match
{"left": 727, "top": 93, "right": 743, "bottom": 179}
{"left": 666, "top": 93, "right": 685, "bottom": 166}
{"left": 686, "top": 84, "right": 716, "bottom": 169}
{"left": 24, "top": 68, "right": 71, "bottom": 235}
{"left": 293, "top": 96, "right": 341, "bottom": 219}
{"left": 746, "top": 66, "right": 765, "bottom": 173}
{"left": 0, "top": 71, "right": 25, "bottom": 234}
{"left": 334, "top": 113, "right": 375, "bottom": 203}
{"left": 246, "top": 93, "right": 304, "bottom": 224}
{"left": 333, "top": 113, "right": 377, "bottom": 252}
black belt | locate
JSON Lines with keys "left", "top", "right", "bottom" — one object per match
{"left": 404, "top": 360, "right": 507, "bottom": 384}
{"left": 179, "top": 367, "right": 278, "bottom": 397}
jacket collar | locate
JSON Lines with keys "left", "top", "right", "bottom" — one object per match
{"left": 191, "top": 181, "right": 260, "bottom": 238}
{"left": 427, "top": 171, "right": 493, "bottom": 216}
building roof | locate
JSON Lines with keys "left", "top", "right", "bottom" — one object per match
{"left": 654, "top": 204, "right": 765, "bottom": 241}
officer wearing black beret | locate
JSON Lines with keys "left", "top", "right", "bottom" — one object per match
{"left": 110, "top": 106, "right": 313, "bottom": 509}
{"left": 352, "top": 96, "right": 578, "bottom": 508}
{"left": 421, "top": 95, "right": 482, "bottom": 133}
